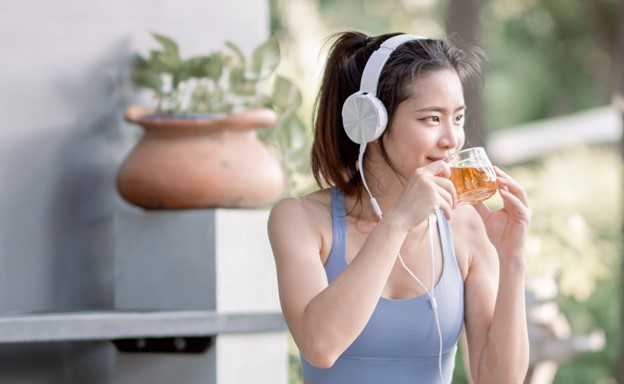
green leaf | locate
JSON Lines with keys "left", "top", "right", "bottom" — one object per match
{"left": 204, "top": 53, "right": 226, "bottom": 79}
{"left": 148, "top": 50, "right": 181, "bottom": 73}
{"left": 227, "top": 66, "right": 246, "bottom": 94}
{"left": 224, "top": 41, "right": 246, "bottom": 69}
{"left": 151, "top": 32, "right": 180, "bottom": 57}
{"left": 256, "top": 94, "right": 273, "bottom": 108}
{"left": 131, "top": 54, "right": 149, "bottom": 70}
{"left": 149, "top": 32, "right": 182, "bottom": 71}
{"left": 180, "top": 55, "right": 223, "bottom": 81}
{"left": 250, "top": 36, "right": 280, "bottom": 79}
{"left": 271, "top": 75, "right": 302, "bottom": 112}
{"left": 131, "top": 68, "right": 163, "bottom": 91}
{"left": 230, "top": 77, "right": 257, "bottom": 96}
{"left": 278, "top": 114, "right": 306, "bottom": 149}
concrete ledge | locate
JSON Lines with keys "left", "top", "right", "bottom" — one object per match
{"left": 0, "top": 311, "right": 286, "bottom": 344}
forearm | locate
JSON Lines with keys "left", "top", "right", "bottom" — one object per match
{"left": 476, "top": 257, "right": 529, "bottom": 383}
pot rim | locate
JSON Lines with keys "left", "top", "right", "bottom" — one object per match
{"left": 124, "top": 105, "right": 278, "bottom": 132}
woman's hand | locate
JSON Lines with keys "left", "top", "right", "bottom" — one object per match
{"left": 388, "top": 160, "right": 457, "bottom": 232}
{"left": 473, "top": 166, "right": 531, "bottom": 260}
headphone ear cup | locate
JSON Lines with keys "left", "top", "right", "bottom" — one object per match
{"left": 342, "top": 92, "right": 388, "bottom": 144}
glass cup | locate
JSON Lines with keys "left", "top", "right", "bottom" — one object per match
{"left": 449, "top": 147, "right": 498, "bottom": 206}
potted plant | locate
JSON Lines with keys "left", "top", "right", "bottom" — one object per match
{"left": 117, "top": 32, "right": 307, "bottom": 209}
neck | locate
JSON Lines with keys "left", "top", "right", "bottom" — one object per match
{"left": 360, "top": 152, "right": 406, "bottom": 216}
{"left": 346, "top": 171, "right": 405, "bottom": 221}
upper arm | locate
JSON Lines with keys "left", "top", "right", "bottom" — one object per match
{"left": 458, "top": 210, "right": 499, "bottom": 379}
{"left": 267, "top": 197, "right": 330, "bottom": 342}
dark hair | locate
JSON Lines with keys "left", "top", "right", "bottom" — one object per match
{"left": 310, "top": 30, "right": 486, "bottom": 198}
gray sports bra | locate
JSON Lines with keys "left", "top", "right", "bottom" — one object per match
{"left": 300, "top": 187, "right": 465, "bottom": 383}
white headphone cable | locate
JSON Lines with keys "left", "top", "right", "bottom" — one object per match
{"left": 358, "top": 143, "right": 383, "bottom": 218}
{"left": 397, "top": 213, "right": 444, "bottom": 384}
{"left": 357, "top": 149, "right": 444, "bottom": 383}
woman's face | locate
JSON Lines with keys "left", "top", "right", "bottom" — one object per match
{"left": 384, "top": 69, "right": 466, "bottom": 178}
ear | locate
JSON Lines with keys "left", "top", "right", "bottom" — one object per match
{"left": 342, "top": 92, "right": 387, "bottom": 144}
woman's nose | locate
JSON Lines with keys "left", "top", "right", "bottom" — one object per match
{"left": 439, "top": 122, "right": 459, "bottom": 149}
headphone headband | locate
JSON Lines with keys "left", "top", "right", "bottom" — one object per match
{"left": 360, "top": 34, "right": 425, "bottom": 95}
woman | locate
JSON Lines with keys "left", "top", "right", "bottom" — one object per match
{"left": 268, "top": 31, "right": 530, "bottom": 384}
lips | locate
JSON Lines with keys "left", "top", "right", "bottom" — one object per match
{"left": 427, "top": 156, "right": 451, "bottom": 163}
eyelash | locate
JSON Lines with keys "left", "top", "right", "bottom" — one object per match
{"left": 423, "top": 115, "right": 464, "bottom": 123}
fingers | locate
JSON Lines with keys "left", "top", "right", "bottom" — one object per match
{"left": 434, "top": 181, "right": 455, "bottom": 220}
{"left": 420, "top": 159, "right": 451, "bottom": 178}
{"left": 411, "top": 163, "right": 456, "bottom": 220}
{"left": 419, "top": 161, "right": 456, "bottom": 201}
{"left": 472, "top": 201, "right": 492, "bottom": 221}
{"left": 499, "top": 187, "right": 532, "bottom": 222}
{"left": 494, "top": 166, "right": 529, "bottom": 208}
{"left": 492, "top": 166, "right": 532, "bottom": 222}
{"left": 436, "top": 177, "right": 457, "bottom": 209}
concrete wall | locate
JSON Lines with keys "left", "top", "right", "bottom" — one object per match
{"left": 0, "top": 0, "right": 285, "bottom": 382}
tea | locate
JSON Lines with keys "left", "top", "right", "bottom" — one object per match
{"left": 450, "top": 166, "right": 497, "bottom": 205}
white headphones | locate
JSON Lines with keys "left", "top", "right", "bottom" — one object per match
{"left": 341, "top": 34, "right": 424, "bottom": 144}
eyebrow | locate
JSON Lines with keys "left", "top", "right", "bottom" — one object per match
{"left": 414, "top": 105, "right": 467, "bottom": 113}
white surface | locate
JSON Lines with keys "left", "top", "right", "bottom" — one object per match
{"left": 217, "top": 332, "right": 288, "bottom": 384}
{"left": 216, "top": 209, "right": 281, "bottom": 313}
{"left": 0, "top": 310, "right": 284, "bottom": 343}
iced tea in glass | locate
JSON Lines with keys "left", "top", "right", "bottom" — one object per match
{"left": 449, "top": 147, "right": 497, "bottom": 205}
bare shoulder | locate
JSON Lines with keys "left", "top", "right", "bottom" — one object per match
{"left": 268, "top": 189, "right": 333, "bottom": 261}
{"left": 268, "top": 189, "right": 332, "bottom": 230}
{"left": 449, "top": 205, "right": 496, "bottom": 278}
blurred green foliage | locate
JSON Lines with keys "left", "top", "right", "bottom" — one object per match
{"left": 452, "top": 145, "right": 622, "bottom": 383}
{"left": 481, "top": 0, "right": 618, "bottom": 131}
{"left": 513, "top": 145, "right": 621, "bottom": 383}
{"left": 555, "top": 277, "right": 619, "bottom": 383}
{"left": 270, "top": 0, "right": 618, "bottom": 134}
{"left": 132, "top": 32, "right": 284, "bottom": 114}
{"left": 512, "top": 145, "right": 621, "bottom": 301}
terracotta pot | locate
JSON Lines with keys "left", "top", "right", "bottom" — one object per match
{"left": 116, "top": 106, "right": 285, "bottom": 209}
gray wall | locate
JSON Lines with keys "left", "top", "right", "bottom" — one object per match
{"left": 0, "top": 0, "right": 274, "bottom": 382}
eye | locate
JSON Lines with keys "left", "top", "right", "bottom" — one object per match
{"left": 454, "top": 114, "right": 464, "bottom": 124}
{"left": 427, "top": 116, "right": 440, "bottom": 123}
{"left": 417, "top": 116, "right": 440, "bottom": 124}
